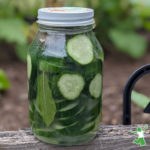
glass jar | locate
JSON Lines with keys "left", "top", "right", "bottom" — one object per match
{"left": 27, "top": 7, "right": 104, "bottom": 146}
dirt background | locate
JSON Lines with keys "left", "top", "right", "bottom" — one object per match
{"left": 0, "top": 42, "right": 150, "bottom": 131}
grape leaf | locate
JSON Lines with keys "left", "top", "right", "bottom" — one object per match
{"left": 36, "top": 72, "right": 56, "bottom": 126}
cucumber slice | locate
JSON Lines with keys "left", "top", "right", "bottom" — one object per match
{"left": 56, "top": 102, "right": 80, "bottom": 118}
{"left": 80, "top": 121, "right": 95, "bottom": 131}
{"left": 57, "top": 74, "right": 85, "bottom": 100}
{"left": 89, "top": 73, "right": 102, "bottom": 98}
{"left": 54, "top": 121, "right": 78, "bottom": 131}
{"left": 57, "top": 117, "right": 95, "bottom": 136}
{"left": 53, "top": 123, "right": 66, "bottom": 130}
{"left": 34, "top": 128, "right": 58, "bottom": 139}
{"left": 55, "top": 100, "right": 99, "bottom": 135}
{"left": 55, "top": 99, "right": 79, "bottom": 110}
{"left": 55, "top": 99, "right": 66, "bottom": 105}
{"left": 58, "top": 101, "right": 79, "bottom": 112}
{"left": 57, "top": 106, "right": 85, "bottom": 126}
{"left": 67, "top": 35, "right": 94, "bottom": 65}
{"left": 27, "top": 54, "right": 32, "bottom": 79}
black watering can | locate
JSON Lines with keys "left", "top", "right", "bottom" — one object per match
{"left": 123, "top": 64, "right": 150, "bottom": 125}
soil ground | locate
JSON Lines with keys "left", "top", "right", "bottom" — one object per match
{"left": 0, "top": 42, "right": 150, "bottom": 131}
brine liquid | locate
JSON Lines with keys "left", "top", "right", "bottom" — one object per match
{"left": 28, "top": 32, "right": 103, "bottom": 145}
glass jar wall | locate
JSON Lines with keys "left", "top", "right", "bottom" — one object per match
{"left": 27, "top": 7, "right": 104, "bottom": 146}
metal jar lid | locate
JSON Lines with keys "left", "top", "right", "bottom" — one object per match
{"left": 37, "top": 7, "right": 95, "bottom": 27}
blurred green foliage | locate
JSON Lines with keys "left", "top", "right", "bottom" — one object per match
{"left": 132, "top": 90, "right": 150, "bottom": 109}
{"left": 0, "top": 69, "right": 10, "bottom": 99}
{"left": 0, "top": 69, "right": 10, "bottom": 91}
{"left": 65, "top": 0, "right": 150, "bottom": 58}
{"left": 0, "top": 0, "right": 45, "bottom": 62}
{"left": 0, "top": 0, "right": 45, "bottom": 95}
{"left": 0, "top": 0, "right": 150, "bottom": 62}
{"left": 0, "top": 0, "right": 150, "bottom": 103}
{"left": 131, "top": 0, "right": 150, "bottom": 30}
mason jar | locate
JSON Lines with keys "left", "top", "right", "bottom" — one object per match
{"left": 27, "top": 7, "right": 104, "bottom": 146}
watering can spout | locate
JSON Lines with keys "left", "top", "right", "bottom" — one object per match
{"left": 123, "top": 64, "right": 150, "bottom": 125}
{"left": 144, "top": 102, "right": 150, "bottom": 114}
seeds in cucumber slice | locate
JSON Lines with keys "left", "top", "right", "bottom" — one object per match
{"left": 57, "top": 74, "right": 85, "bottom": 100}
{"left": 67, "top": 35, "right": 94, "bottom": 65}
{"left": 89, "top": 73, "right": 102, "bottom": 98}
{"left": 27, "top": 54, "right": 32, "bottom": 79}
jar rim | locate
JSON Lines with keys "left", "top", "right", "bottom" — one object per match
{"left": 37, "top": 7, "right": 95, "bottom": 27}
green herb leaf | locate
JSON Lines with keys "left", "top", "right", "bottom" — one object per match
{"left": 0, "top": 69, "right": 10, "bottom": 90}
{"left": 0, "top": 18, "right": 27, "bottom": 45}
{"left": 109, "top": 29, "right": 147, "bottom": 59}
{"left": 37, "top": 72, "right": 56, "bottom": 126}
{"left": 131, "top": 91, "right": 150, "bottom": 109}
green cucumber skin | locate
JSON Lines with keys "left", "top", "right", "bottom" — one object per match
{"left": 29, "top": 32, "right": 103, "bottom": 145}
{"left": 55, "top": 103, "right": 80, "bottom": 118}
{"left": 27, "top": 54, "right": 32, "bottom": 79}
{"left": 31, "top": 94, "right": 101, "bottom": 136}
{"left": 28, "top": 38, "right": 41, "bottom": 100}
{"left": 89, "top": 73, "right": 102, "bottom": 99}
{"left": 55, "top": 98, "right": 79, "bottom": 110}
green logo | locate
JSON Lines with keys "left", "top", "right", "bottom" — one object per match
{"left": 130, "top": 125, "right": 148, "bottom": 146}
